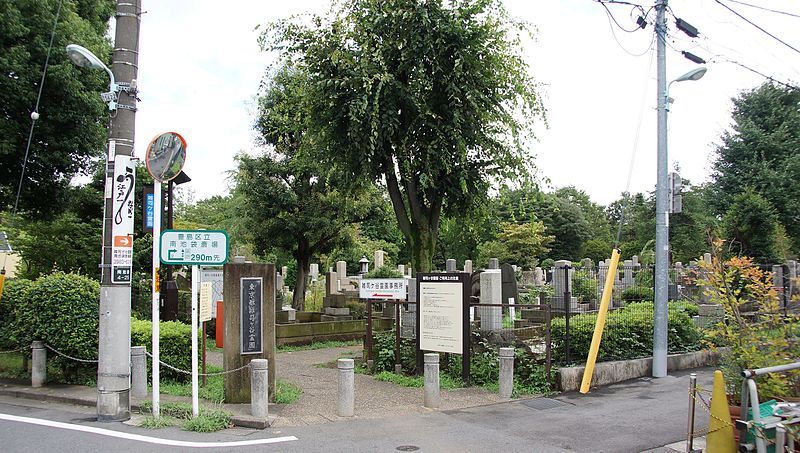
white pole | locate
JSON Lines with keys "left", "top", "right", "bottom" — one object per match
{"left": 191, "top": 265, "right": 199, "bottom": 417}
{"left": 151, "top": 182, "right": 161, "bottom": 417}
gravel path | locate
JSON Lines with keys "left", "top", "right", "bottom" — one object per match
{"left": 207, "top": 346, "right": 520, "bottom": 427}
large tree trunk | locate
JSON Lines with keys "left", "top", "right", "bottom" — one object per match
{"left": 409, "top": 225, "right": 437, "bottom": 273}
{"left": 292, "top": 252, "right": 310, "bottom": 311}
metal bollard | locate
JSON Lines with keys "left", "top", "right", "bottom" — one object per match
{"left": 499, "top": 347, "right": 515, "bottom": 399}
{"left": 686, "top": 373, "right": 697, "bottom": 453}
{"left": 250, "top": 359, "right": 269, "bottom": 419}
{"left": 337, "top": 358, "right": 355, "bottom": 417}
{"left": 424, "top": 353, "right": 440, "bottom": 409}
{"left": 31, "top": 341, "right": 46, "bottom": 388}
{"left": 131, "top": 346, "right": 147, "bottom": 398}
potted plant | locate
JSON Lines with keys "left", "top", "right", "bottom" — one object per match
{"left": 698, "top": 243, "right": 800, "bottom": 420}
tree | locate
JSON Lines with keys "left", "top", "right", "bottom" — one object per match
{"left": 723, "top": 188, "right": 780, "bottom": 262}
{"left": 476, "top": 220, "right": 553, "bottom": 269}
{"left": 264, "top": 0, "right": 544, "bottom": 272}
{"left": 0, "top": 0, "right": 114, "bottom": 217}
{"left": 710, "top": 82, "right": 800, "bottom": 251}
{"left": 237, "top": 66, "right": 374, "bottom": 310}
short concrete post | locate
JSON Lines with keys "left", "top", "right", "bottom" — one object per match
{"left": 337, "top": 358, "right": 355, "bottom": 417}
{"left": 131, "top": 346, "right": 147, "bottom": 398}
{"left": 250, "top": 359, "right": 269, "bottom": 419}
{"left": 424, "top": 353, "right": 440, "bottom": 409}
{"left": 499, "top": 347, "right": 515, "bottom": 399}
{"left": 31, "top": 341, "right": 46, "bottom": 388}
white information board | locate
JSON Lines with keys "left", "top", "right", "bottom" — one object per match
{"left": 199, "top": 281, "right": 213, "bottom": 322}
{"left": 160, "top": 230, "right": 228, "bottom": 265}
{"left": 359, "top": 278, "right": 406, "bottom": 300}
{"left": 419, "top": 276, "right": 464, "bottom": 354}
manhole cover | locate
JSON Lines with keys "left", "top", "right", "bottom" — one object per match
{"left": 396, "top": 446, "right": 420, "bottom": 451}
{"left": 521, "top": 397, "right": 570, "bottom": 410}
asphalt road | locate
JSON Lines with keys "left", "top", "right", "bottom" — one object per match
{"left": 0, "top": 368, "right": 712, "bottom": 453}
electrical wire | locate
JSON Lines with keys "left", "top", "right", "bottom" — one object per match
{"left": 714, "top": 0, "right": 800, "bottom": 56}
{"left": 599, "top": 1, "right": 642, "bottom": 33}
{"left": 603, "top": 8, "right": 656, "bottom": 56}
{"left": 13, "top": 0, "right": 64, "bottom": 214}
{"left": 722, "top": 0, "right": 800, "bottom": 19}
{"left": 615, "top": 45, "right": 656, "bottom": 249}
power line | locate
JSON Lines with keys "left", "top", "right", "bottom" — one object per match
{"left": 714, "top": 0, "right": 800, "bottom": 56}
{"left": 722, "top": 0, "right": 800, "bottom": 19}
{"left": 599, "top": 0, "right": 642, "bottom": 33}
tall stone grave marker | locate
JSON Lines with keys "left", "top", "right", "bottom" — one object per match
{"left": 464, "top": 260, "right": 473, "bottom": 274}
{"left": 500, "top": 263, "right": 519, "bottom": 309}
{"left": 374, "top": 250, "right": 385, "bottom": 270}
{"left": 446, "top": 259, "right": 457, "bottom": 272}
{"left": 488, "top": 258, "right": 499, "bottom": 269}
{"left": 479, "top": 269, "right": 502, "bottom": 330}
{"left": 553, "top": 260, "right": 575, "bottom": 311}
{"left": 310, "top": 263, "right": 319, "bottom": 282}
{"left": 223, "top": 262, "right": 276, "bottom": 403}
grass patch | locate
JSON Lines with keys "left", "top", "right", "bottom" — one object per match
{"left": 138, "top": 401, "right": 231, "bottom": 432}
{"left": 277, "top": 339, "right": 361, "bottom": 352}
{"left": 182, "top": 408, "right": 231, "bottom": 432}
{"left": 274, "top": 379, "right": 303, "bottom": 404}
{"left": 139, "top": 415, "right": 176, "bottom": 429}
{"left": 373, "top": 371, "right": 462, "bottom": 390}
{"left": 0, "top": 352, "right": 28, "bottom": 380}
{"left": 157, "top": 365, "right": 224, "bottom": 402}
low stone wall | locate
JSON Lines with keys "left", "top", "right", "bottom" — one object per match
{"left": 557, "top": 349, "right": 723, "bottom": 392}
{"left": 276, "top": 318, "right": 393, "bottom": 345}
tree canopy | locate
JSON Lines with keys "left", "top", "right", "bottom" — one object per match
{"left": 263, "top": 0, "right": 545, "bottom": 272}
{"left": 0, "top": 0, "right": 114, "bottom": 217}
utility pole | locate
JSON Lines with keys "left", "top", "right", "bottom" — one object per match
{"left": 653, "top": 0, "right": 669, "bottom": 379}
{"left": 97, "top": 0, "right": 141, "bottom": 421}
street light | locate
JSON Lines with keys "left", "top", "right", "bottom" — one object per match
{"left": 65, "top": 44, "right": 120, "bottom": 111}
{"left": 653, "top": 65, "right": 707, "bottom": 378}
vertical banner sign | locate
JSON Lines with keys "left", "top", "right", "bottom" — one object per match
{"left": 111, "top": 155, "right": 135, "bottom": 284}
{"left": 142, "top": 185, "right": 154, "bottom": 233}
{"left": 199, "top": 281, "right": 213, "bottom": 322}
{"left": 240, "top": 277, "right": 263, "bottom": 355}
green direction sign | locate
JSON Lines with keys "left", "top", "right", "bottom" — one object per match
{"left": 160, "top": 230, "right": 228, "bottom": 265}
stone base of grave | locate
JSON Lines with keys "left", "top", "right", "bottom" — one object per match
{"left": 521, "top": 308, "right": 547, "bottom": 323}
{"left": 324, "top": 307, "right": 351, "bottom": 316}
{"left": 323, "top": 294, "right": 347, "bottom": 308}
{"left": 321, "top": 314, "right": 354, "bottom": 322}
{"left": 275, "top": 310, "right": 297, "bottom": 324}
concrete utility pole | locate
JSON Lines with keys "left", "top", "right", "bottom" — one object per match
{"left": 97, "top": 0, "right": 141, "bottom": 421}
{"left": 653, "top": 0, "right": 669, "bottom": 379}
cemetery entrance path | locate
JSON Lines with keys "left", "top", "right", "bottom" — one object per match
{"left": 208, "top": 345, "right": 513, "bottom": 427}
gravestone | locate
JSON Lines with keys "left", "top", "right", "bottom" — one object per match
{"left": 622, "top": 260, "right": 634, "bottom": 288}
{"left": 397, "top": 264, "right": 405, "bottom": 276}
{"left": 223, "top": 262, "right": 276, "bottom": 403}
{"left": 488, "top": 258, "right": 499, "bottom": 269}
{"left": 553, "top": 260, "right": 576, "bottom": 311}
{"left": 500, "top": 263, "right": 519, "bottom": 309}
{"left": 479, "top": 269, "right": 502, "bottom": 330}
{"left": 374, "top": 250, "right": 385, "bottom": 270}
{"left": 310, "top": 263, "right": 319, "bottom": 282}
{"left": 520, "top": 271, "right": 535, "bottom": 287}
{"left": 446, "top": 259, "right": 457, "bottom": 272}
{"left": 401, "top": 277, "right": 417, "bottom": 338}
{"left": 533, "top": 267, "right": 544, "bottom": 286}
{"left": 325, "top": 271, "right": 338, "bottom": 296}
{"left": 787, "top": 260, "right": 798, "bottom": 302}
{"left": 581, "top": 258, "right": 593, "bottom": 270}
{"left": 281, "top": 266, "right": 288, "bottom": 278}
{"left": 336, "top": 261, "right": 347, "bottom": 281}
{"left": 464, "top": 260, "right": 473, "bottom": 274}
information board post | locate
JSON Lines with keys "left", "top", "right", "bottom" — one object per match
{"left": 191, "top": 265, "right": 199, "bottom": 417}
{"left": 415, "top": 273, "right": 471, "bottom": 383}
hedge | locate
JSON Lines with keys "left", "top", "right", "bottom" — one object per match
{"left": 131, "top": 318, "right": 200, "bottom": 382}
{"left": 0, "top": 278, "right": 34, "bottom": 350}
{"left": 551, "top": 301, "right": 702, "bottom": 363}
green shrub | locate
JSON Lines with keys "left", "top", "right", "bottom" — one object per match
{"left": 0, "top": 278, "right": 34, "bottom": 350}
{"left": 131, "top": 318, "right": 199, "bottom": 382}
{"left": 364, "top": 266, "right": 403, "bottom": 278}
{"left": 371, "top": 331, "right": 417, "bottom": 373}
{"left": 551, "top": 301, "right": 702, "bottom": 363}
{"left": 572, "top": 271, "right": 597, "bottom": 303}
{"left": 345, "top": 302, "right": 366, "bottom": 320}
{"left": 23, "top": 272, "right": 100, "bottom": 383}
{"left": 621, "top": 287, "right": 654, "bottom": 302}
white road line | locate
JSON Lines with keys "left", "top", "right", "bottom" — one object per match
{"left": 0, "top": 413, "right": 297, "bottom": 448}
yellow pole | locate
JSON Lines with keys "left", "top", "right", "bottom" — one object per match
{"left": 0, "top": 269, "right": 5, "bottom": 302}
{"left": 579, "top": 248, "right": 621, "bottom": 394}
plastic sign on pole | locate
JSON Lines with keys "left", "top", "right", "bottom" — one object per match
{"left": 159, "top": 230, "right": 228, "bottom": 266}
{"left": 359, "top": 278, "right": 407, "bottom": 300}
{"left": 199, "top": 281, "right": 213, "bottom": 322}
{"left": 111, "top": 154, "right": 136, "bottom": 284}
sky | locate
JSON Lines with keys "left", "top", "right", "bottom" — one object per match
{"left": 133, "top": 0, "right": 800, "bottom": 206}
